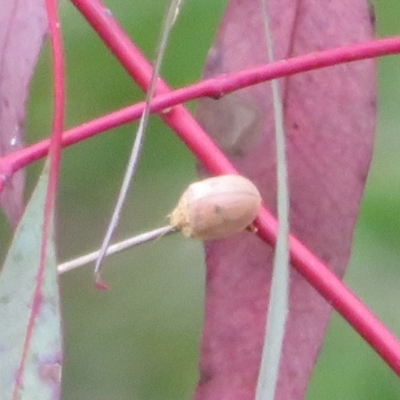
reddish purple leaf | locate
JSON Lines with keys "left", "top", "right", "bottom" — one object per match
{"left": 194, "top": 1, "right": 376, "bottom": 399}
{"left": 0, "top": 0, "right": 47, "bottom": 228}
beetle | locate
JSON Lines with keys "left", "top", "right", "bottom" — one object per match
{"left": 170, "top": 174, "right": 262, "bottom": 240}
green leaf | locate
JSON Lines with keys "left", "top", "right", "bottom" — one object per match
{"left": 0, "top": 165, "right": 62, "bottom": 400}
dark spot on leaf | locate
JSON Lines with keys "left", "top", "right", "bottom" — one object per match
{"left": 213, "top": 204, "right": 223, "bottom": 214}
{"left": 199, "top": 367, "right": 213, "bottom": 384}
{"left": 12, "top": 251, "right": 23, "bottom": 264}
{"left": 204, "top": 41, "right": 225, "bottom": 78}
{"left": 368, "top": 3, "right": 376, "bottom": 27}
{"left": 0, "top": 295, "right": 10, "bottom": 305}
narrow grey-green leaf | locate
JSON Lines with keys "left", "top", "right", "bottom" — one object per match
{"left": 0, "top": 165, "right": 62, "bottom": 400}
{"left": 255, "top": 2, "right": 289, "bottom": 399}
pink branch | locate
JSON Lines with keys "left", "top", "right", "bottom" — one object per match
{"left": 4, "top": 35, "right": 400, "bottom": 181}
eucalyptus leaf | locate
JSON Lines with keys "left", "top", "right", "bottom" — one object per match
{"left": 0, "top": 166, "right": 62, "bottom": 400}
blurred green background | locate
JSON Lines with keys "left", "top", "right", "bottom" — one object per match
{"left": 3, "top": 0, "right": 400, "bottom": 398}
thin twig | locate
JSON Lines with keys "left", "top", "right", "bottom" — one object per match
{"left": 58, "top": 225, "right": 175, "bottom": 274}
{"left": 94, "top": 0, "right": 184, "bottom": 284}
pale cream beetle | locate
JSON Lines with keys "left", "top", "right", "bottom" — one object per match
{"left": 170, "top": 175, "right": 262, "bottom": 240}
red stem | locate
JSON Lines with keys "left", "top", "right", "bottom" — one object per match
{"left": 12, "top": 0, "right": 65, "bottom": 397}
{"left": 3, "top": 35, "right": 400, "bottom": 184}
